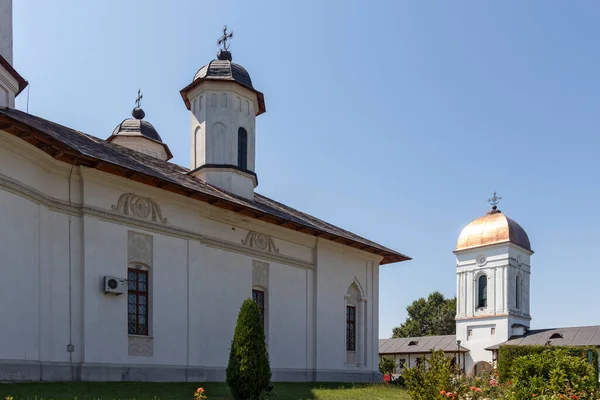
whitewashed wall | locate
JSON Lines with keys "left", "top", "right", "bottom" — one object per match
{"left": 0, "top": 129, "right": 384, "bottom": 382}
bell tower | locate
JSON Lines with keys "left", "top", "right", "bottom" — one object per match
{"left": 454, "top": 193, "right": 533, "bottom": 375}
{"left": 180, "top": 26, "right": 265, "bottom": 200}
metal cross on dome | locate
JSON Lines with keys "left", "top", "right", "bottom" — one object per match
{"left": 488, "top": 191, "right": 502, "bottom": 208}
{"left": 217, "top": 25, "right": 234, "bottom": 51}
{"left": 135, "top": 89, "right": 143, "bottom": 108}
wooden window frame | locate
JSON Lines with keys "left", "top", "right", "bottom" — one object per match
{"left": 127, "top": 268, "right": 149, "bottom": 336}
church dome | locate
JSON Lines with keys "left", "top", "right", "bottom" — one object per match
{"left": 455, "top": 207, "right": 532, "bottom": 252}
{"left": 107, "top": 104, "right": 173, "bottom": 161}
{"left": 111, "top": 107, "right": 163, "bottom": 143}
{"left": 193, "top": 51, "right": 254, "bottom": 91}
{"left": 181, "top": 48, "right": 266, "bottom": 116}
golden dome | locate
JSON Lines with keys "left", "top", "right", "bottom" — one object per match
{"left": 455, "top": 208, "right": 532, "bottom": 252}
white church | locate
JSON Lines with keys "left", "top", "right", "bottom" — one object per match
{"left": 0, "top": 2, "right": 411, "bottom": 382}
{"left": 379, "top": 197, "right": 600, "bottom": 377}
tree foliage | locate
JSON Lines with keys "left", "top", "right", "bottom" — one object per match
{"left": 226, "top": 299, "right": 272, "bottom": 400}
{"left": 379, "top": 355, "right": 396, "bottom": 376}
{"left": 392, "top": 291, "right": 456, "bottom": 338}
{"left": 403, "top": 349, "right": 459, "bottom": 400}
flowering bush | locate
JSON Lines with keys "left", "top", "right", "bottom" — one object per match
{"left": 403, "top": 348, "right": 600, "bottom": 399}
{"left": 193, "top": 387, "right": 208, "bottom": 400}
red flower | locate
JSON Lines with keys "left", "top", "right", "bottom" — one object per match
{"left": 196, "top": 387, "right": 204, "bottom": 393}
{"left": 440, "top": 390, "right": 447, "bottom": 395}
{"left": 570, "top": 395, "right": 578, "bottom": 400}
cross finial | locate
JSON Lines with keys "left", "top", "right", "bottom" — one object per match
{"left": 217, "top": 25, "right": 234, "bottom": 51}
{"left": 135, "top": 89, "right": 143, "bottom": 108}
{"left": 488, "top": 191, "right": 502, "bottom": 209}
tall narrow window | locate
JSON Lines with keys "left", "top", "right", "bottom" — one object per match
{"left": 252, "top": 289, "right": 265, "bottom": 328}
{"left": 346, "top": 305, "right": 356, "bottom": 351}
{"left": 477, "top": 275, "right": 487, "bottom": 308}
{"left": 238, "top": 127, "right": 248, "bottom": 170}
{"left": 515, "top": 275, "right": 521, "bottom": 309}
{"left": 128, "top": 268, "right": 149, "bottom": 335}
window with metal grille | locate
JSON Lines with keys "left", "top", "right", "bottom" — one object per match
{"left": 252, "top": 289, "right": 265, "bottom": 328}
{"left": 477, "top": 274, "right": 487, "bottom": 308}
{"left": 238, "top": 127, "right": 248, "bottom": 170}
{"left": 346, "top": 305, "right": 356, "bottom": 351}
{"left": 128, "top": 268, "right": 149, "bottom": 335}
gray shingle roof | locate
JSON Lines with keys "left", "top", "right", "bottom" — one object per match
{"left": 485, "top": 325, "right": 600, "bottom": 350}
{"left": 194, "top": 59, "right": 254, "bottom": 90}
{"left": 379, "top": 335, "right": 469, "bottom": 354}
{"left": 0, "top": 107, "right": 410, "bottom": 265}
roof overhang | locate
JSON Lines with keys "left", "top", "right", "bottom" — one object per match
{"left": 180, "top": 78, "right": 266, "bottom": 116}
{"left": 0, "top": 55, "right": 28, "bottom": 96}
{"left": 0, "top": 110, "right": 409, "bottom": 265}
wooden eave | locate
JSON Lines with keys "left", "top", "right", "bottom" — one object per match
{"left": 0, "top": 114, "right": 409, "bottom": 265}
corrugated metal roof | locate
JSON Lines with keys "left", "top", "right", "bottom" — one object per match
{"left": 485, "top": 325, "right": 600, "bottom": 350}
{"left": 379, "top": 335, "right": 469, "bottom": 354}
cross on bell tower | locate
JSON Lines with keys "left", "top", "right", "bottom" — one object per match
{"left": 217, "top": 26, "right": 234, "bottom": 51}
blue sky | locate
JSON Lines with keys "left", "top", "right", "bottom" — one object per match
{"left": 12, "top": 1, "right": 600, "bottom": 338}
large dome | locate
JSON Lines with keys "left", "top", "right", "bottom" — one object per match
{"left": 455, "top": 208, "right": 531, "bottom": 252}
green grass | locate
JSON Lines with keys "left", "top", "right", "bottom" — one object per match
{"left": 0, "top": 382, "right": 410, "bottom": 400}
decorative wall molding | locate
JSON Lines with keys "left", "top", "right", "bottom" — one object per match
{"left": 128, "top": 336, "right": 153, "bottom": 357}
{"left": 112, "top": 193, "right": 168, "bottom": 224}
{"left": 128, "top": 231, "right": 153, "bottom": 267}
{"left": 0, "top": 173, "right": 313, "bottom": 270}
{"left": 242, "top": 231, "right": 279, "bottom": 254}
{"left": 252, "top": 260, "right": 269, "bottom": 289}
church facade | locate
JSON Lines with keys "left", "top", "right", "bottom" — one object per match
{"left": 380, "top": 198, "right": 600, "bottom": 377}
{"left": 0, "top": 4, "right": 410, "bottom": 382}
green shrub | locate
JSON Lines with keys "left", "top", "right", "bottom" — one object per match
{"left": 498, "top": 345, "right": 599, "bottom": 383}
{"left": 379, "top": 355, "right": 396, "bottom": 376}
{"left": 226, "top": 299, "right": 272, "bottom": 400}
{"left": 506, "top": 348, "right": 598, "bottom": 398}
{"left": 403, "top": 349, "right": 458, "bottom": 400}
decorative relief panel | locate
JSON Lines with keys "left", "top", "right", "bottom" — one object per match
{"left": 252, "top": 260, "right": 269, "bottom": 288}
{"left": 112, "top": 193, "right": 167, "bottom": 224}
{"left": 128, "top": 231, "right": 153, "bottom": 266}
{"left": 128, "top": 335, "right": 153, "bottom": 357}
{"left": 242, "top": 231, "right": 279, "bottom": 254}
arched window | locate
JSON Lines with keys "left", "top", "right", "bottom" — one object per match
{"left": 238, "top": 127, "right": 248, "bottom": 170}
{"left": 477, "top": 275, "right": 487, "bottom": 308}
{"left": 516, "top": 275, "right": 521, "bottom": 309}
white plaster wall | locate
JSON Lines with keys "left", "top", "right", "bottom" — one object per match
{"left": 0, "top": 190, "right": 40, "bottom": 361}
{"left": 268, "top": 262, "right": 307, "bottom": 370}
{"left": 0, "top": 134, "right": 385, "bottom": 381}
{"left": 0, "top": 0, "right": 12, "bottom": 64}
{"left": 110, "top": 137, "right": 168, "bottom": 161}
{"left": 315, "top": 240, "right": 380, "bottom": 376}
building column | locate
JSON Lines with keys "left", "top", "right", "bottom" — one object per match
{"left": 358, "top": 297, "right": 367, "bottom": 366}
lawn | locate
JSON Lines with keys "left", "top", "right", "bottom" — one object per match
{"left": 0, "top": 382, "right": 410, "bottom": 400}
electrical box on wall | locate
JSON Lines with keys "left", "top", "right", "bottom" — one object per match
{"left": 103, "top": 276, "right": 127, "bottom": 295}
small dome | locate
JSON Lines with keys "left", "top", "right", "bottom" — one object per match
{"left": 455, "top": 208, "right": 531, "bottom": 252}
{"left": 193, "top": 59, "right": 254, "bottom": 91}
{"left": 107, "top": 106, "right": 173, "bottom": 161}
{"left": 111, "top": 107, "right": 163, "bottom": 142}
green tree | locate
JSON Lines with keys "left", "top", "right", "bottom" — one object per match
{"left": 379, "top": 355, "right": 396, "bottom": 376}
{"left": 392, "top": 291, "right": 456, "bottom": 338}
{"left": 226, "top": 299, "right": 272, "bottom": 400}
